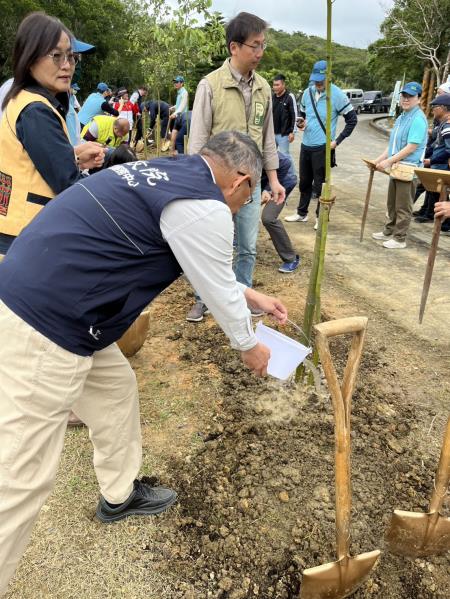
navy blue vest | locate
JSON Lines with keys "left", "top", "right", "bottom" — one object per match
{"left": 0, "top": 155, "right": 225, "bottom": 355}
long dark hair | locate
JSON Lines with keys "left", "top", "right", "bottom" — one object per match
{"left": 103, "top": 145, "right": 137, "bottom": 168}
{"left": 2, "top": 12, "right": 73, "bottom": 110}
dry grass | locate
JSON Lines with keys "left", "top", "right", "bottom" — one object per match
{"left": 5, "top": 284, "right": 214, "bottom": 599}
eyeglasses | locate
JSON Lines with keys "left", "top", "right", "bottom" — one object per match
{"left": 46, "top": 51, "right": 78, "bottom": 66}
{"left": 237, "top": 170, "right": 253, "bottom": 204}
{"left": 240, "top": 41, "right": 267, "bottom": 52}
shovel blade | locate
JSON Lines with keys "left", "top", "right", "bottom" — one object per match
{"left": 386, "top": 510, "right": 450, "bottom": 557}
{"left": 299, "top": 550, "right": 381, "bottom": 599}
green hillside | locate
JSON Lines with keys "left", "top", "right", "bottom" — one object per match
{"left": 260, "top": 29, "right": 375, "bottom": 93}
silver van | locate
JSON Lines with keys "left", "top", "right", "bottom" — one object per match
{"left": 343, "top": 88, "right": 364, "bottom": 113}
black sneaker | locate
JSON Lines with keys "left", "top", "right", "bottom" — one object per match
{"left": 96, "top": 478, "right": 177, "bottom": 523}
{"left": 414, "top": 215, "right": 433, "bottom": 223}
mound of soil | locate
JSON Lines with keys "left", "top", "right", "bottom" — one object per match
{"left": 144, "top": 299, "right": 449, "bottom": 599}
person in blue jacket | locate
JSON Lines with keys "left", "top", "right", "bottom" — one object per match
{"left": 169, "top": 110, "right": 191, "bottom": 155}
{"left": 78, "top": 81, "right": 118, "bottom": 129}
{"left": 0, "top": 131, "right": 288, "bottom": 595}
{"left": 261, "top": 151, "right": 300, "bottom": 272}
{"left": 284, "top": 60, "right": 357, "bottom": 228}
{"left": 415, "top": 94, "right": 450, "bottom": 231}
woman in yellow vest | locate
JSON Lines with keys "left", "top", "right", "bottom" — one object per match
{"left": 0, "top": 12, "right": 105, "bottom": 255}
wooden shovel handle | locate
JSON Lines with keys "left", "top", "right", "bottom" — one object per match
{"left": 419, "top": 182, "right": 448, "bottom": 323}
{"left": 419, "top": 215, "right": 442, "bottom": 324}
{"left": 314, "top": 316, "right": 368, "bottom": 339}
{"left": 360, "top": 168, "right": 374, "bottom": 242}
{"left": 429, "top": 416, "right": 450, "bottom": 514}
{"left": 314, "top": 317, "right": 368, "bottom": 560}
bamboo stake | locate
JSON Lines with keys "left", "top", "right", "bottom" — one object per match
{"left": 156, "top": 90, "right": 161, "bottom": 157}
{"left": 142, "top": 109, "right": 148, "bottom": 160}
{"left": 296, "top": 0, "right": 334, "bottom": 380}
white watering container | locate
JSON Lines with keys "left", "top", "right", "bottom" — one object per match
{"left": 255, "top": 322, "right": 311, "bottom": 380}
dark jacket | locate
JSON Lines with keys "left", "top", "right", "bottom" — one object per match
{"left": 15, "top": 84, "right": 81, "bottom": 195}
{"left": 272, "top": 90, "right": 296, "bottom": 137}
{"left": 429, "top": 120, "right": 450, "bottom": 168}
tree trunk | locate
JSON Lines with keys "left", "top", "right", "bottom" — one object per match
{"left": 442, "top": 47, "right": 450, "bottom": 85}
{"left": 426, "top": 71, "right": 436, "bottom": 116}
{"left": 420, "top": 67, "right": 430, "bottom": 113}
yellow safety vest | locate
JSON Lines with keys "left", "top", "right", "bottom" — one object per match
{"left": 0, "top": 90, "right": 70, "bottom": 237}
{"left": 81, "top": 115, "right": 127, "bottom": 147}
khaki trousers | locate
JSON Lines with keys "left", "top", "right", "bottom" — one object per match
{"left": 0, "top": 301, "right": 142, "bottom": 595}
{"left": 383, "top": 177, "right": 415, "bottom": 242}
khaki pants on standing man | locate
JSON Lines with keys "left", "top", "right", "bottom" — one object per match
{"left": 0, "top": 301, "right": 142, "bottom": 595}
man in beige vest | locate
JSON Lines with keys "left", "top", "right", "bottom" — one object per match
{"left": 187, "top": 11, "right": 285, "bottom": 322}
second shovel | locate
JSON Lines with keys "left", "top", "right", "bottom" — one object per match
{"left": 386, "top": 416, "right": 450, "bottom": 557}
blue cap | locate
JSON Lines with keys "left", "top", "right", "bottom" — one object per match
{"left": 310, "top": 60, "right": 327, "bottom": 82}
{"left": 97, "top": 82, "right": 109, "bottom": 93}
{"left": 400, "top": 81, "right": 422, "bottom": 96}
{"left": 173, "top": 75, "right": 185, "bottom": 83}
{"left": 73, "top": 39, "right": 95, "bottom": 54}
{"left": 71, "top": 82, "right": 80, "bottom": 91}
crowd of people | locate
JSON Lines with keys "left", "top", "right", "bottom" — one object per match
{"left": 0, "top": 8, "right": 449, "bottom": 598}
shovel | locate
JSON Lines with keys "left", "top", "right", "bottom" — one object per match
{"left": 386, "top": 416, "right": 450, "bottom": 557}
{"left": 359, "top": 159, "right": 388, "bottom": 242}
{"left": 359, "top": 160, "right": 376, "bottom": 242}
{"left": 418, "top": 179, "right": 449, "bottom": 324}
{"left": 300, "top": 317, "right": 381, "bottom": 599}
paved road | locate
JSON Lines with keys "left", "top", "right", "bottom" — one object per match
{"left": 277, "top": 114, "right": 450, "bottom": 347}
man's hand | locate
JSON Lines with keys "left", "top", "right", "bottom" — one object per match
{"left": 423, "top": 158, "right": 431, "bottom": 167}
{"left": 241, "top": 342, "right": 271, "bottom": 377}
{"left": 330, "top": 140, "right": 337, "bottom": 150}
{"left": 271, "top": 180, "right": 285, "bottom": 205}
{"left": 288, "top": 133, "right": 295, "bottom": 143}
{"left": 261, "top": 190, "right": 271, "bottom": 205}
{"left": 74, "top": 142, "right": 106, "bottom": 170}
{"left": 169, "top": 112, "right": 176, "bottom": 120}
{"left": 434, "top": 201, "right": 450, "bottom": 219}
{"left": 244, "top": 288, "right": 288, "bottom": 324}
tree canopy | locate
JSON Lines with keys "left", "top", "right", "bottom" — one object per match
{"left": 2, "top": 0, "right": 447, "bottom": 102}
{"left": 368, "top": 0, "right": 450, "bottom": 91}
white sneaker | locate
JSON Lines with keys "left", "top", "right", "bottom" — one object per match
{"left": 383, "top": 238, "right": 406, "bottom": 249}
{"left": 284, "top": 213, "right": 308, "bottom": 223}
{"left": 314, "top": 219, "right": 318, "bottom": 230}
{"left": 372, "top": 231, "right": 391, "bottom": 241}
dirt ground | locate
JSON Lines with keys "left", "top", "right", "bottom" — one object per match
{"left": 6, "top": 118, "right": 450, "bottom": 598}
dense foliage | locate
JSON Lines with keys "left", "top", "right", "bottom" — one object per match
{"left": 1, "top": 0, "right": 448, "bottom": 102}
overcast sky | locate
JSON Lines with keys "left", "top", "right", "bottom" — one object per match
{"left": 209, "top": 0, "right": 395, "bottom": 49}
